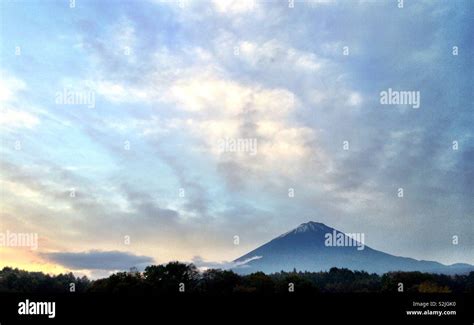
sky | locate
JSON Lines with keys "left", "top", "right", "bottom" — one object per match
{"left": 0, "top": 0, "right": 473, "bottom": 278}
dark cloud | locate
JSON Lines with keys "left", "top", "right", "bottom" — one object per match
{"left": 41, "top": 250, "right": 154, "bottom": 271}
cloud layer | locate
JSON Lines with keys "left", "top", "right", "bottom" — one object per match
{"left": 41, "top": 250, "right": 155, "bottom": 271}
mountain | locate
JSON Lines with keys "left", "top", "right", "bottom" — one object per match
{"left": 233, "top": 221, "right": 474, "bottom": 275}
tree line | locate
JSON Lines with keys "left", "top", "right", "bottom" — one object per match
{"left": 1, "top": 263, "right": 473, "bottom": 294}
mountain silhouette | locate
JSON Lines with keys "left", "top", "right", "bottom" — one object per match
{"left": 233, "top": 221, "right": 473, "bottom": 275}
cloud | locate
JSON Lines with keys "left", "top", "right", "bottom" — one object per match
{"left": 159, "top": 71, "right": 328, "bottom": 187}
{"left": 86, "top": 35, "right": 331, "bottom": 188}
{"left": 0, "top": 72, "right": 26, "bottom": 102}
{"left": 191, "top": 255, "right": 262, "bottom": 271}
{"left": 41, "top": 250, "right": 154, "bottom": 271}
{"left": 211, "top": 0, "right": 257, "bottom": 15}
{"left": 0, "top": 72, "right": 39, "bottom": 129}
{"left": 0, "top": 109, "right": 39, "bottom": 129}
{"left": 237, "top": 39, "right": 323, "bottom": 71}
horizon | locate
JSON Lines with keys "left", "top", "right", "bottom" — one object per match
{"left": 1, "top": 219, "right": 472, "bottom": 279}
{"left": 1, "top": 0, "right": 473, "bottom": 280}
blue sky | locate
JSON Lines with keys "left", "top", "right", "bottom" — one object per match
{"left": 0, "top": 0, "right": 473, "bottom": 277}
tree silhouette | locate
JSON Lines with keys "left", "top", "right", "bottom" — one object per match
{"left": 199, "top": 269, "right": 240, "bottom": 295}
{"left": 144, "top": 262, "right": 199, "bottom": 294}
{"left": 1, "top": 265, "right": 473, "bottom": 295}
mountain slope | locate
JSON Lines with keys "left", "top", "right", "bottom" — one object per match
{"left": 233, "top": 221, "right": 473, "bottom": 275}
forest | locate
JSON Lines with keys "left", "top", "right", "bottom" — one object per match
{"left": 1, "top": 263, "right": 473, "bottom": 295}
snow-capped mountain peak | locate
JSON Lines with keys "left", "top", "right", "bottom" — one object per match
{"left": 295, "top": 221, "right": 330, "bottom": 232}
{"left": 278, "top": 221, "right": 331, "bottom": 238}
{"left": 233, "top": 221, "right": 474, "bottom": 275}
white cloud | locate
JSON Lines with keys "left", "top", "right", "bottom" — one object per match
{"left": 347, "top": 92, "right": 362, "bottom": 107}
{"left": 212, "top": 0, "right": 256, "bottom": 15}
{"left": 191, "top": 255, "right": 262, "bottom": 271}
{"left": 0, "top": 73, "right": 26, "bottom": 102}
{"left": 95, "top": 80, "right": 149, "bottom": 103}
{"left": 0, "top": 108, "right": 39, "bottom": 129}
{"left": 164, "top": 71, "right": 294, "bottom": 117}
{"left": 0, "top": 72, "right": 40, "bottom": 129}
{"left": 159, "top": 71, "right": 322, "bottom": 174}
{"left": 80, "top": 28, "right": 338, "bottom": 183}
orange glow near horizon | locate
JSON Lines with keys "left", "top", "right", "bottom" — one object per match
{"left": 0, "top": 247, "right": 68, "bottom": 275}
